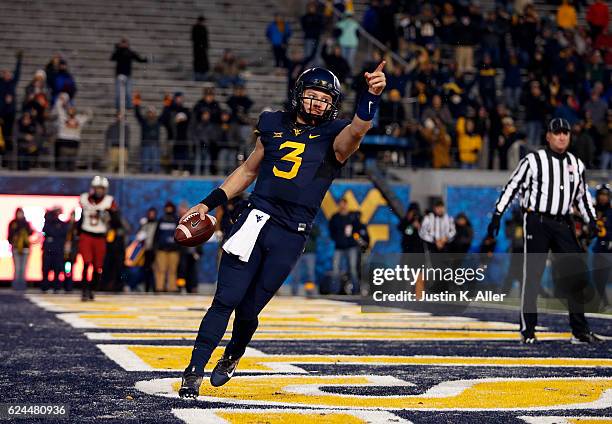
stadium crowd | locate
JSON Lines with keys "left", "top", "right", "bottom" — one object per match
{"left": 0, "top": 0, "right": 609, "bottom": 173}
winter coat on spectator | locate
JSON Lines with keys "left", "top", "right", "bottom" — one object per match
{"left": 266, "top": 21, "right": 292, "bottom": 46}
{"left": 321, "top": 45, "right": 351, "bottom": 83}
{"left": 134, "top": 105, "right": 162, "bottom": 147}
{"left": 53, "top": 101, "right": 89, "bottom": 141}
{"left": 42, "top": 211, "right": 68, "bottom": 255}
{"left": 328, "top": 212, "right": 360, "bottom": 249}
{"left": 336, "top": 16, "right": 360, "bottom": 48}
{"left": 301, "top": 10, "right": 324, "bottom": 41}
{"left": 557, "top": 3, "right": 577, "bottom": 30}
{"left": 52, "top": 69, "right": 77, "bottom": 102}
{"left": 105, "top": 119, "right": 131, "bottom": 149}
{"left": 193, "top": 98, "right": 221, "bottom": 124}
{"left": 154, "top": 212, "right": 179, "bottom": 251}
{"left": 227, "top": 94, "right": 254, "bottom": 125}
{"left": 0, "top": 56, "right": 20, "bottom": 108}
{"left": 110, "top": 46, "right": 147, "bottom": 77}
{"left": 8, "top": 214, "right": 33, "bottom": 255}
{"left": 587, "top": 1, "right": 609, "bottom": 30}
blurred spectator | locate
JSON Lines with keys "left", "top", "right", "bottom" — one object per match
{"left": 557, "top": 0, "right": 577, "bottom": 31}
{"left": 111, "top": 38, "right": 147, "bottom": 110}
{"left": 570, "top": 121, "right": 595, "bottom": 168}
{"left": 193, "top": 110, "right": 218, "bottom": 175}
{"left": 457, "top": 117, "right": 482, "bottom": 169}
{"left": 321, "top": 40, "right": 351, "bottom": 84}
{"left": 503, "top": 52, "right": 522, "bottom": 111}
{"left": 160, "top": 92, "right": 191, "bottom": 172}
{"left": 498, "top": 117, "right": 520, "bottom": 170}
{"left": 290, "top": 223, "right": 319, "bottom": 296}
{"left": 192, "top": 16, "right": 210, "bottom": 81}
{"left": 419, "top": 199, "right": 455, "bottom": 254}
{"left": 153, "top": 201, "right": 180, "bottom": 292}
{"left": 521, "top": 80, "right": 547, "bottom": 147}
{"left": 386, "top": 63, "right": 410, "bottom": 98}
{"left": 193, "top": 87, "right": 221, "bottom": 124}
{"left": 601, "top": 111, "right": 612, "bottom": 170}
{"left": 0, "top": 51, "right": 21, "bottom": 144}
{"left": 102, "top": 209, "right": 130, "bottom": 292}
{"left": 135, "top": 207, "right": 158, "bottom": 292}
{"left": 134, "top": 93, "right": 162, "bottom": 173}
{"left": 398, "top": 202, "right": 424, "bottom": 253}
{"left": 329, "top": 198, "right": 360, "bottom": 295}
{"left": 23, "top": 70, "right": 49, "bottom": 127}
{"left": 592, "top": 184, "right": 611, "bottom": 309}
{"left": 41, "top": 206, "right": 68, "bottom": 293}
{"left": 226, "top": 84, "right": 254, "bottom": 142}
{"left": 439, "top": 3, "right": 458, "bottom": 45}
{"left": 481, "top": 11, "right": 502, "bottom": 66}
{"left": 16, "top": 111, "right": 38, "bottom": 170}
{"left": 52, "top": 94, "right": 91, "bottom": 171}
{"left": 266, "top": 13, "right": 292, "bottom": 68}
{"left": 335, "top": 11, "right": 360, "bottom": 69}
{"left": 586, "top": 50, "right": 606, "bottom": 86}
{"left": 584, "top": 82, "right": 607, "bottom": 137}
{"left": 362, "top": 0, "right": 381, "bottom": 41}
{"left": 475, "top": 54, "right": 497, "bottom": 110}
{"left": 378, "top": 0, "right": 399, "bottom": 52}
{"left": 105, "top": 112, "right": 131, "bottom": 173}
{"left": 455, "top": 13, "right": 478, "bottom": 73}
{"left": 586, "top": 0, "right": 609, "bottom": 40}
{"left": 212, "top": 49, "right": 246, "bottom": 88}
{"left": 420, "top": 118, "right": 451, "bottom": 168}
{"left": 301, "top": 1, "right": 324, "bottom": 66}
{"left": 227, "top": 85, "right": 254, "bottom": 125}
{"left": 421, "top": 94, "right": 453, "bottom": 131}
{"left": 44, "top": 54, "right": 61, "bottom": 98}
{"left": 8, "top": 208, "right": 33, "bottom": 291}
{"left": 488, "top": 103, "right": 508, "bottom": 169}
{"left": 51, "top": 59, "right": 77, "bottom": 105}
{"left": 215, "top": 110, "right": 244, "bottom": 175}
{"left": 553, "top": 93, "right": 580, "bottom": 126}
{"left": 450, "top": 213, "right": 473, "bottom": 254}
{"left": 378, "top": 89, "right": 405, "bottom": 134}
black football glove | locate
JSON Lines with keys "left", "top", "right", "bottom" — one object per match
{"left": 487, "top": 212, "right": 502, "bottom": 239}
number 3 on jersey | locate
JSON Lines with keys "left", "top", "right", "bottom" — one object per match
{"left": 273, "top": 141, "right": 305, "bottom": 180}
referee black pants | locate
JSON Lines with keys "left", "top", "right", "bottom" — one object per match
{"left": 521, "top": 213, "right": 590, "bottom": 337}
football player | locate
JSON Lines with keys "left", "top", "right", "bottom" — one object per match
{"left": 178, "top": 62, "right": 386, "bottom": 398}
{"left": 78, "top": 176, "right": 118, "bottom": 301}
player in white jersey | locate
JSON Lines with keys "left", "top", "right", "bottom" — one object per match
{"left": 78, "top": 176, "right": 117, "bottom": 301}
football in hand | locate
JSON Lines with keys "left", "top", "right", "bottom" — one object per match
{"left": 174, "top": 213, "right": 216, "bottom": 247}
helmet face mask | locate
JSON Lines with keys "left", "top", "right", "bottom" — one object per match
{"left": 292, "top": 68, "right": 342, "bottom": 124}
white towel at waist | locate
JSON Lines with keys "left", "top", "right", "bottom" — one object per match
{"left": 222, "top": 209, "right": 270, "bottom": 262}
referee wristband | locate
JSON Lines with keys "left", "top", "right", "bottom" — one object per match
{"left": 199, "top": 188, "right": 228, "bottom": 211}
{"left": 356, "top": 91, "right": 381, "bottom": 121}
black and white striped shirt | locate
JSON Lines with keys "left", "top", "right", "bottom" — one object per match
{"left": 419, "top": 213, "right": 456, "bottom": 243}
{"left": 494, "top": 148, "right": 596, "bottom": 222}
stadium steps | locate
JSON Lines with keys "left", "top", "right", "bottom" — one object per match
{"left": 0, "top": 0, "right": 317, "bottom": 171}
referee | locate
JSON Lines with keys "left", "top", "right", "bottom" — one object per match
{"left": 486, "top": 118, "right": 601, "bottom": 344}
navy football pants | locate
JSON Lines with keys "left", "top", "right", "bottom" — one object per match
{"left": 187, "top": 214, "right": 306, "bottom": 375}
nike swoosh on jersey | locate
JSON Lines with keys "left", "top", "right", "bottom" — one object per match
{"left": 309, "top": 134, "right": 320, "bottom": 139}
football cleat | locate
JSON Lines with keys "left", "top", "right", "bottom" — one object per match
{"left": 520, "top": 335, "right": 537, "bottom": 344}
{"left": 570, "top": 332, "right": 602, "bottom": 344}
{"left": 179, "top": 369, "right": 203, "bottom": 399}
{"left": 210, "top": 353, "right": 241, "bottom": 387}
